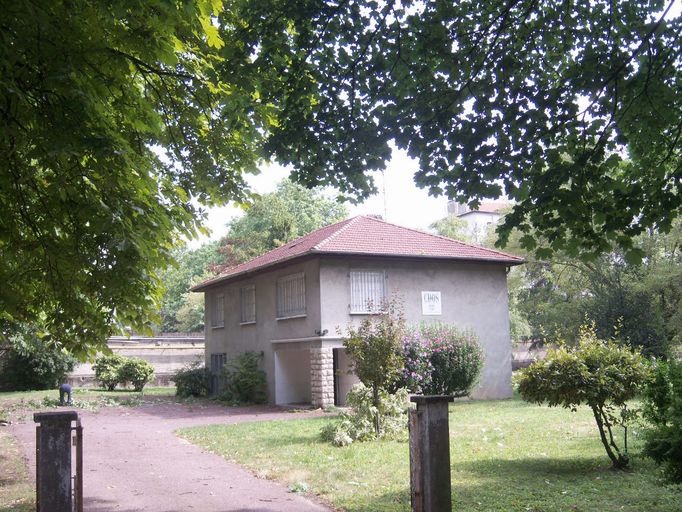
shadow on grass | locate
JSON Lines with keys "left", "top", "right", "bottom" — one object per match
{"left": 454, "top": 454, "right": 611, "bottom": 478}
{"left": 338, "top": 455, "right": 647, "bottom": 512}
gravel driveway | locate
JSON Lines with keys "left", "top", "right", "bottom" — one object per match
{"left": 10, "top": 399, "right": 332, "bottom": 511}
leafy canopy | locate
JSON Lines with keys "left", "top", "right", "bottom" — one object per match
{"left": 266, "top": 0, "right": 682, "bottom": 263}
{"left": 342, "top": 296, "right": 406, "bottom": 434}
{"left": 215, "top": 179, "right": 348, "bottom": 269}
{"left": 3, "top": 0, "right": 680, "bottom": 356}
{"left": 0, "top": 0, "right": 318, "bottom": 355}
{"left": 497, "top": 217, "right": 682, "bottom": 356}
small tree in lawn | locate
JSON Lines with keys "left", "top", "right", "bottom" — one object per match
{"left": 342, "top": 296, "right": 405, "bottom": 436}
{"left": 517, "top": 323, "right": 651, "bottom": 469}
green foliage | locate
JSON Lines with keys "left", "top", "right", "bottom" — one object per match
{"left": 342, "top": 297, "right": 405, "bottom": 434}
{"left": 219, "top": 352, "right": 267, "bottom": 404}
{"left": 399, "top": 323, "right": 484, "bottom": 397}
{"left": 320, "top": 385, "right": 409, "bottom": 447}
{"left": 117, "top": 358, "right": 155, "bottom": 391}
{"left": 642, "top": 360, "right": 682, "bottom": 484}
{"left": 215, "top": 180, "right": 347, "bottom": 270}
{"left": 158, "top": 242, "right": 223, "bottom": 333}
{"left": 94, "top": 353, "right": 155, "bottom": 391}
{"left": 269, "top": 1, "right": 682, "bottom": 263}
{"left": 0, "top": 329, "right": 76, "bottom": 391}
{"left": 517, "top": 324, "right": 651, "bottom": 468}
{"left": 495, "top": 218, "right": 682, "bottom": 357}
{"left": 0, "top": 0, "right": 324, "bottom": 356}
{"left": 172, "top": 293, "right": 206, "bottom": 333}
{"left": 5, "top": 0, "right": 680, "bottom": 358}
{"left": 171, "top": 361, "right": 211, "bottom": 398}
{"left": 92, "top": 354, "right": 126, "bottom": 391}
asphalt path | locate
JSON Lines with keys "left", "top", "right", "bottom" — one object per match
{"left": 10, "top": 399, "right": 332, "bottom": 511}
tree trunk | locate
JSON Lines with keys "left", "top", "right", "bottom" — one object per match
{"left": 591, "top": 405, "right": 627, "bottom": 469}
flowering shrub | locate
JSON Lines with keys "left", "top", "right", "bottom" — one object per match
{"left": 399, "top": 330, "right": 434, "bottom": 393}
{"left": 397, "top": 323, "right": 484, "bottom": 397}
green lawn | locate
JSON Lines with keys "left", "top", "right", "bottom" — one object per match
{"left": 178, "top": 398, "right": 681, "bottom": 512}
{"left": 0, "top": 429, "right": 34, "bottom": 512}
{"left": 0, "top": 386, "right": 176, "bottom": 422}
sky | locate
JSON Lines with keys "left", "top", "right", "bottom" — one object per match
{"left": 196, "top": 146, "right": 450, "bottom": 246}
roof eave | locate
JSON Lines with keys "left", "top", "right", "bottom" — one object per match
{"left": 190, "top": 251, "right": 318, "bottom": 292}
{"left": 191, "top": 251, "right": 524, "bottom": 292}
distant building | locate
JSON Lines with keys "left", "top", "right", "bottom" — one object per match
{"left": 447, "top": 200, "right": 510, "bottom": 243}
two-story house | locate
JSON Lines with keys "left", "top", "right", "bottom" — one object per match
{"left": 192, "top": 215, "right": 523, "bottom": 407}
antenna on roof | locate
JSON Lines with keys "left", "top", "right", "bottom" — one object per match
{"left": 381, "top": 169, "right": 388, "bottom": 220}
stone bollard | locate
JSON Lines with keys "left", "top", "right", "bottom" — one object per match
{"left": 408, "top": 395, "right": 454, "bottom": 512}
{"left": 34, "top": 411, "right": 79, "bottom": 512}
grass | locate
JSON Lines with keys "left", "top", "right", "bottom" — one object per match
{"left": 0, "top": 387, "right": 176, "bottom": 422}
{"left": 0, "top": 386, "right": 174, "bottom": 403}
{"left": 178, "top": 398, "right": 682, "bottom": 512}
{"left": 0, "top": 429, "right": 34, "bottom": 512}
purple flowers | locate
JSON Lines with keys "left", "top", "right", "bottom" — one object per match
{"left": 397, "top": 323, "right": 484, "bottom": 397}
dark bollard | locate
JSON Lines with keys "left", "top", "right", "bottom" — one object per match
{"left": 34, "top": 411, "right": 79, "bottom": 512}
{"left": 409, "top": 395, "right": 454, "bottom": 512}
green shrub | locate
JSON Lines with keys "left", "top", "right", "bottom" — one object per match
{"left": 117, "top": 357, "right": 154, "bottom": 391}
{"left": 398, "top": 323, "right": 484, "bottom": 396}
{"left": 320, "top": 385, "right": 409, "bottom": 446}
{"left": 0, "top": 332, "right": 76, "bottom": 391}
{"left": 171, "top": 361, "right": 211, "bottom": 397}
{"left": 517, "top": 323, "right": 651, "bottom": 469}
{"left": 642, "top": 360, "right": 682, "bottom": 483}
{"left": 93, "top": 354, "right": 125, "bottom": 391}
{"left": 220, "top": 351, "right": 267, "bottom": 404}
{"left": 342, "top": 296, "right": 406, "bottom": 434}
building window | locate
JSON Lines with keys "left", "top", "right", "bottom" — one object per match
{"left": 210, "top": 353, "right": 227, "bottom": 373}
{"left": 276, "top": 272, "right": 306, "bottom": 319}
{"left": 350, "top": 270, "right": 386, "bottom": 313}
{"left": 240, "top": 284, "right": 256, "bottom": 324}
{"left": 209, "top": 353, "right": 227, "bottom": 394}
{"left": 211, "top": 293, "right": 224, "bottom": 328}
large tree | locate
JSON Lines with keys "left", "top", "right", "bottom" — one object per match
{"left": 496, "top": 219, "right": 682, "bottom": 356}
{"left": 215, "top": 179, "right": 348, "bottom": 270}
{"left": 0, "top": 0, "right": 316, "bottom": 356}
{"left": 2, "top": 0, "right": 680, "bottom": 356}
{"left": 278, "top": 0, "right": 681, "bottom": 264}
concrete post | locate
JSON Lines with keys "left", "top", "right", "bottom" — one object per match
{"left": 409, "top": 395, "right": 454, "bottom": 512}
{"left": 34, "top": 411, "right": 78, "bottom": 512}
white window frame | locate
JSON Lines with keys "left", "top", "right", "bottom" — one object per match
{"left": 276, "top": 272, "right": 306, "bottom": 319}
{"left": 211, "top": 293, "right": 224, "bottom": 328}
{"left": 240, "top": 284, "right": 256, "bottom": 324}
{"left": 350, "top": 270, "right": 386, "bottom": 314}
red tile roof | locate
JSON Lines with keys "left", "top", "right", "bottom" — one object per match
{"left": 192, "top": 216, "right": 524, "bottom": 291}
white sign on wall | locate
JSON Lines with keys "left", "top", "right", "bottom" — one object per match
{"left": 421, "top": 291, "right": 442, "bottom": 315}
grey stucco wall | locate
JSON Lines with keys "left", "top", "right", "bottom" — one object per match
{"left": 319, "top": 257, "right": 513, "bottom": 399}
{"left": 202, "top": 258, "right": 322, "bottom": 402}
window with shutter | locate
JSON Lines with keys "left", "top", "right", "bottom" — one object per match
{"left": 350, "top": 270, "right": 386, "bottom": 313}
{"left": 211, "top": 293, "right": 224, "bottom": 327}
{"left": 240, "top": 284, "right": 256, "bottom": 324}
{"left": 276, "top": 273, "right": 306, "bottom": 319}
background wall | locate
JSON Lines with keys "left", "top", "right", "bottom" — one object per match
{"left": 68, "top": 334, "right": 204, "bottom": 387}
